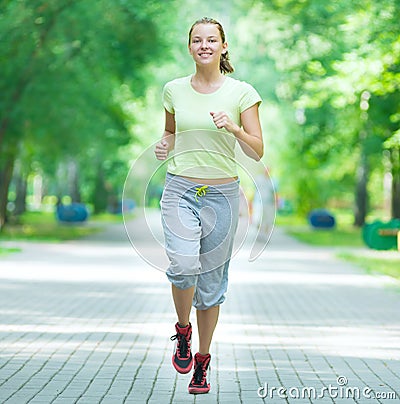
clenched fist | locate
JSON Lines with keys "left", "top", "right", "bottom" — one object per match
{"left": 154, "top": 139, "right": 169, "bottom": 160}
{"left": 210, "top": 111, "right": 240, "bottom": 134}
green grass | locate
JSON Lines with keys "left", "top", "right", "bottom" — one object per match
{"left": 90, "top": 211, "right": 136, "bottom": 223}
{"left": 287, "top": 226, "right": 364, "bottom": 247}
{"left": 276, "top": 211, "right": 400, "bottom": 280}
{"left": 0, "top": 247, "right": 21, "bottom": 256}
{"left": 337, "top": 253, "right": 400, "bottom": 280}
{"left": 0, "top": 210, "right": 137, "bottom": 242}
{"left": 0, "top": 211, "right": 103, "bottom": 242}
{"left": 276, "top": 212, "right": 364, "bottom": 247}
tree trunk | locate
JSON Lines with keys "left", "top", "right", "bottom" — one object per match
{"left": 93, "top": 163, "right": 108, "bottom": 214}
{"left": 354, "top": 152, "right": 369, "bottom": 227}
{"left": 14, "top": 173, "right": 27, "bottom": 216}
{"left": 68, "top": 159, "right": 81, "bottom": 203}
{"left": 391, "top": 147, "right": 400, "bottom": 219}
{"left": 12, "top": 159, "right": 28, "bottom": 216}
{"left": 393, "top": 178, "right": 400, "bottom": 219}
{"left": 0, "top": 157, "right": 15, "bottom": 231}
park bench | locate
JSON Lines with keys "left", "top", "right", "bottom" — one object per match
{"left": 378, "top": 228, "right": 400, "bottom": 251}
{"left": 363, "top": 220, "right": 400, "bottom": 251}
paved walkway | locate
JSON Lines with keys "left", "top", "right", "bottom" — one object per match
{"left": 0, "top": 210, "right": 399, "bottom": 404}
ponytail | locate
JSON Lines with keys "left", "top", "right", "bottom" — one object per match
{"left": 220, "top": 51, "right": 234, "bottom": 75}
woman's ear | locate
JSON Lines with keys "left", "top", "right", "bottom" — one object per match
{"left": 222, "top": 42, "right": 228, "bottom": 54}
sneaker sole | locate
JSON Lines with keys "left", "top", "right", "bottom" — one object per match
{"left": 188, "top": 385, "right": 210, "bottom": 394}
{"left": 172, "top": 354, "right": 193, "bottom": 374}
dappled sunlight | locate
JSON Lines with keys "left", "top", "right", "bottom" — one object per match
{"left": 215, "top": 323, "right": 400, "bottom": 361}
{"left": 0, "top": 203, "right": 398, "bottom": 403}
{"left": 0, "top": 321, "right": 173, "bottom": 338}
{"left": 1, "top": 320, "right": 398, "bottom": 365}
{"left": 230, "top": 266, "right": 398, "bottom": 287}
{"left": 0, "top": 255, "right": 166, "bottom": 283}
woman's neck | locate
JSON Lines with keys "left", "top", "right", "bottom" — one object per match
{"left": 193, "top": 65, "right": 225, "bottom": 82}
{"left": 191, "top": 69, "right": 225, "bottom": 93}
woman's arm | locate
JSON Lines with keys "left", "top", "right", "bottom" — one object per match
{"left": 210, "top": 104, "right": 263, "bottom": 161}
{"left": 155, "top": 109, "right": 176, "bottom": 160}
{"left": 235, "top": 104, "right": 263, "bottom": 161}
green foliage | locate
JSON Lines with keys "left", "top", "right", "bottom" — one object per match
{"left": 0, "top": 0, "right": 179, "bottom": 223}
{"left": 1, "top": 0, "right": 399, "bottom": 228}
{"left": 252, "top": 0, "right": 400, "bottom": 220}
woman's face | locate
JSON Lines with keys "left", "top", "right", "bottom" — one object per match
{"left": 188, "top": 23, "right": 227, "bottom": 68}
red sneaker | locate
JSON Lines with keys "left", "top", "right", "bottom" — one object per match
{"left": 170, "top": 322, "right": 193, "bottom": 374}
{"left": 188, "top": 352, "right": 211, "bottom": 394}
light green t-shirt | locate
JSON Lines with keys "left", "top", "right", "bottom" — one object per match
{"left": 162, "top": 75, "right": 262, "bottom": 179}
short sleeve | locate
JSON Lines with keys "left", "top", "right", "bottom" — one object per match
{"left": 239, "top": 82, "right": 262, "bottom": 113}
{"left": 162, "top": 82, "right": 174, "bottom": 114}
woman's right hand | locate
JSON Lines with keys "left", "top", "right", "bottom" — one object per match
{"left": 154, "top": 139, "right": 169, "bottom": 160}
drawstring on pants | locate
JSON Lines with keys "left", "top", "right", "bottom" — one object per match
{"left": 194, "top": 185, "right": 209, "bottom": 202}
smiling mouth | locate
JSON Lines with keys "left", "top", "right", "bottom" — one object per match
{"left": 199, "top": 53, "right": 212, "bottom": 57}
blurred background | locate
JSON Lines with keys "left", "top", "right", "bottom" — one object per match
{"left": 0, "top": 0, "right": 399, "bottom": 248}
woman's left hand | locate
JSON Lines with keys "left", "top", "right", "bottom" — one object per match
{"left": 210, "top": 111, "right": 239, "bottom": 134}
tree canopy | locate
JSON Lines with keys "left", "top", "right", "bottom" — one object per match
{"left": 0, "top": 0, "right": 177, "bottom": 226}
{"left": 0, "top": 0, "right": 399, "bottom": 229}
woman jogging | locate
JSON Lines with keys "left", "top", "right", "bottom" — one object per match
{"left": 154, "top": 17, "right": 263, "bottom": 394}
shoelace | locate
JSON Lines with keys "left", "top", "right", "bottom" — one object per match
{"left": 194, "top": 185, "right": 209, "bottom": 202}
{"left": 170, "top": 332, "right": 189, "bottom": 358}
{"left": 193, "top": 362, "right": 207, "bottom": 384}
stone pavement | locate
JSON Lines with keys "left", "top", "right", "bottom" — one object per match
{"left": 0, "top": 210, "right": 399, "bottom": 404}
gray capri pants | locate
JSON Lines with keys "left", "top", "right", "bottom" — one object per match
{"left": 160, "top": 172, "right": 240, "bottom": 310}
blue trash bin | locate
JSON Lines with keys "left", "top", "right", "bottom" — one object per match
{"left": 56, "top": 203, "right": 89, "bottom": 222}
{"left": 308, "top": 209, "right": 336, "bottom": 229}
